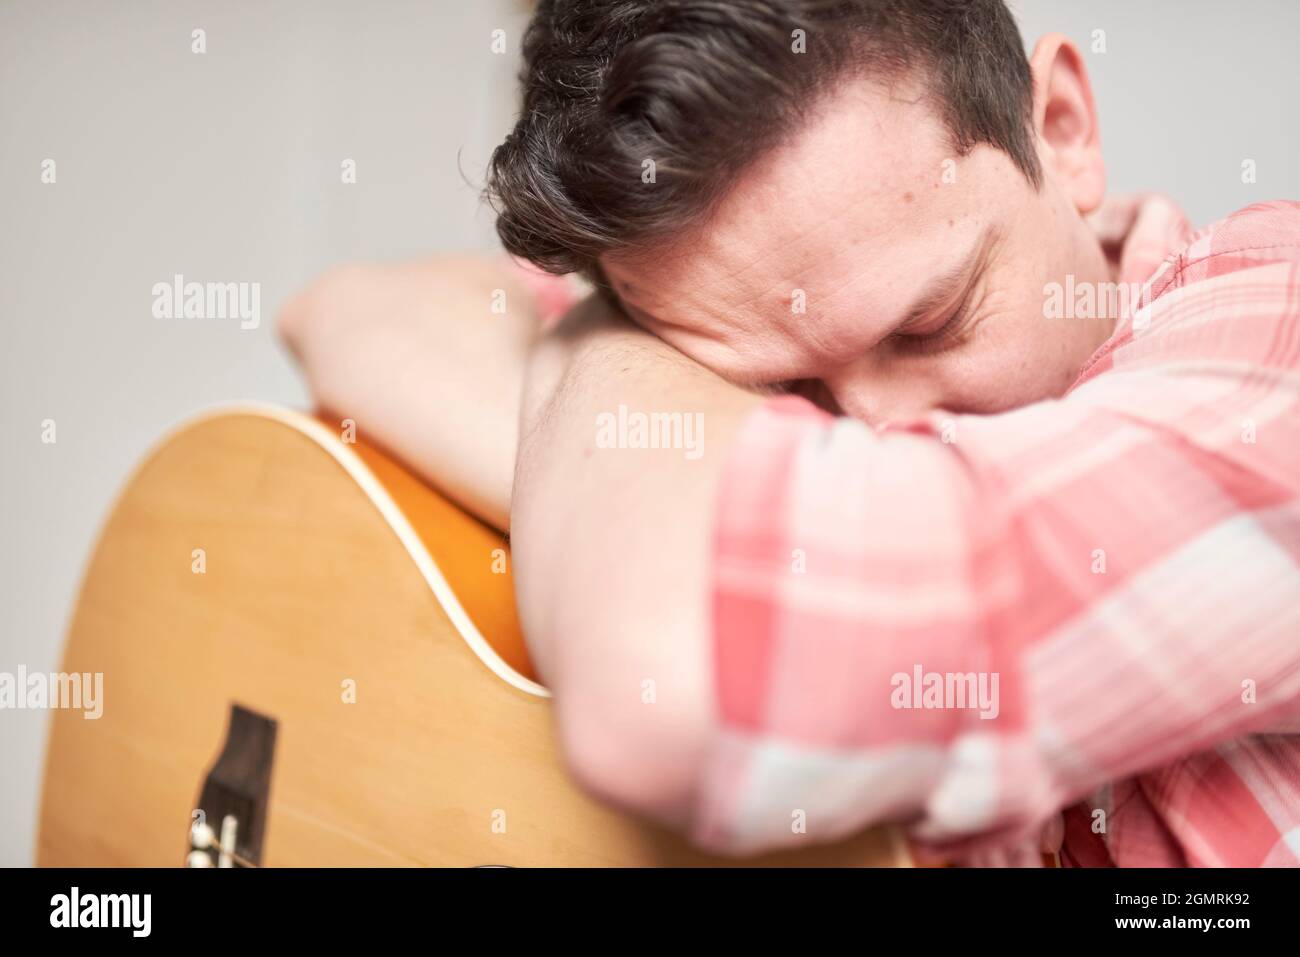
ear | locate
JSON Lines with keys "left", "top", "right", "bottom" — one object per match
{"left": 1028, "top": 33, "right": 1105, "bottom": 214}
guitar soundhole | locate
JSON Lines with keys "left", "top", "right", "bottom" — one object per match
{"left": 187, "top": 704, "right": 277, "bottom": 868}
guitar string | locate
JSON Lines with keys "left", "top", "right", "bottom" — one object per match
{"left": 191, "top": 842, "right": 259, "bottom": 869}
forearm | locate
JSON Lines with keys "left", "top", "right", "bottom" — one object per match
{"left": 510, "top": 311, "right": 760, "bottom": 824}
{"left": 279, "top": 258, "right": 538, "bottom": 530}
{"left": 339, "top": 308, "right": 532, "bottom": 532}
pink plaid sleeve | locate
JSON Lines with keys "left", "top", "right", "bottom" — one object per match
{"left": 694, "top": 202, "right": 1300, "bottom": 866}
{"left": 506, "top": 257, "right": 583, "bottom": 329}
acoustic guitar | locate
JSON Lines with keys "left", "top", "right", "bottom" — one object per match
{"left": 37, "top": 404, "right": 910, "bottom": 867}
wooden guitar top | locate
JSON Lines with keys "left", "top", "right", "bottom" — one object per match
{"left": 37, "top": 405, "right": 909, "bottom": 867}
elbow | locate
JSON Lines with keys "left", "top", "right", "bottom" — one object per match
{"left": 508, "top": 457, "right": 719, "bottom": 834}
{"left": 547, "top": 639, "right": 714, "bottom": 831}
{"left": 275, "top": 263, "right": 353, "bottom": 354}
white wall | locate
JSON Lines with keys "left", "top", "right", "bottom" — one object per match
{"left": 0, "top": 0, "right": 530, "bottom": 867}
{"left": 3, "top": 0, "right": 1299, "bottom": 865}
{"left": 1010, "top": 0, "right": 1300, "bottom": 226}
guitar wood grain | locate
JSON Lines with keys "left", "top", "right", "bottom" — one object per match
{"left": 37, "top": 406, "right": 910, "bottom": 867}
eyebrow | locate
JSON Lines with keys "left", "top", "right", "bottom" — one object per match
{"left": 893, "top": 224, "right": 998, "bottom": 336}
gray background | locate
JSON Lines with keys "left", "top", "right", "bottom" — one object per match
{"left": 2, "top": 0, "right": 1297, "bottom": 866}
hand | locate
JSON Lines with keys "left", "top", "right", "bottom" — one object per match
{"left": 278, "top": 256, "right": 541, "bottom": 529}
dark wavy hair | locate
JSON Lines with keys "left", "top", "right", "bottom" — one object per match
{"left": 488, "top": 0, "right": 1040, "bottom": 278}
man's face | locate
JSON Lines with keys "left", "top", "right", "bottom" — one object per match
{"left": 601, "top": 75, "right": 1113, "bottom": 423}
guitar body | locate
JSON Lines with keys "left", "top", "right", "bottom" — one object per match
{"left": 37, "top": 406, "right": 908, "bottom": 867}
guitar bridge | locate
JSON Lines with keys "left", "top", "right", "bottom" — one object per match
{"left": 186, "top": 704, "right": 277, "bottom": 868}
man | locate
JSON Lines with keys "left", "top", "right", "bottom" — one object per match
{"left": 281, "top": 1, "right": 1300, "bottom": 866}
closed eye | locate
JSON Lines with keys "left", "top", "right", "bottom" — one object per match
{"left": 886, "top": 224, "right": 998, "bottom": 357}
{"left": 889, "top": 285, "right": 978, "bottom": 356}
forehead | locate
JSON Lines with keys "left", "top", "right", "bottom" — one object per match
{"left": 602, "top": 77, "right": 998, "bottom": 382}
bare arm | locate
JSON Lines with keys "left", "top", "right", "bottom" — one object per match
{"left": 277, "top": 256, "right": 540, "bottom": 530}
{"left": 511, "top": 298, "right": 760, "bottom": 824}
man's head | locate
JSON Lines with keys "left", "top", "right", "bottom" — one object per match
{"left": 490, "top": 0, "right": 1113, "bottom": 421}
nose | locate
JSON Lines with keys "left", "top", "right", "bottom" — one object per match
{"left": 821, "top": 362, "right": 941, "bottom": 426}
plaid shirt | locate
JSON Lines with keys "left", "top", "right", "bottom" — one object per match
{"left": 693, "top": 197, "right": 1300, "bottom": 867}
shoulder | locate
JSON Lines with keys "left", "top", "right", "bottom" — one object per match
{"left": 1148, "top": 200, "right": 1300, "bottom": 301}
{"left": 1076, "top": 201, "right": 1300, "bottom": 385}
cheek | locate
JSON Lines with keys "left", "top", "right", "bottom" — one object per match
{"left": 811, "top": 302, "right": 879, "bottom": 351}
{"left": 940, "top": 306, "right": 1082, "bottom": 412}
